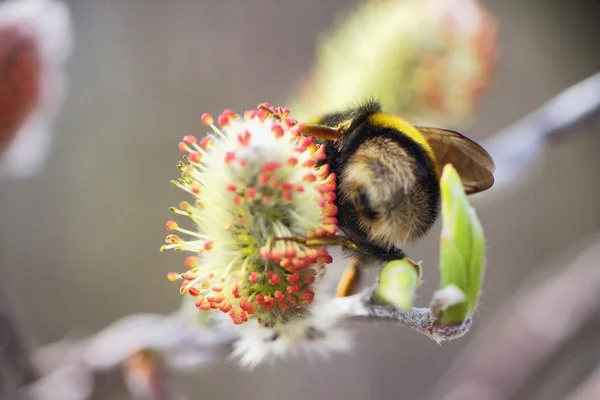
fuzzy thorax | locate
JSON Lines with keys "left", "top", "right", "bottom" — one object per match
{"left": 339, "top": 136, "right": 436, "bottom": 248}
{"left": 162, "top": 104, "right": 339, "bottom": 331}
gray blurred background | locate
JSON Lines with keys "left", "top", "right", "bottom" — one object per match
{"left": 1, "top": 0, "right": 600, "bottom": 399}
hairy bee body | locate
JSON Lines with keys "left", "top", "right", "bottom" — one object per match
{"left": 315, "top": 102, "right": 438, "bottom": 263}
{"left": 304, "top": 100, "right": 495, "bottom": 293}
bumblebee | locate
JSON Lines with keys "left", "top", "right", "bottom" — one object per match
{"left": 264, "top": 100, "right": 495, "bottom": 297}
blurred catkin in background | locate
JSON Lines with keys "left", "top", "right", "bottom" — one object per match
{"left": 286, "top": 0, "right": 498, "bottom": 127}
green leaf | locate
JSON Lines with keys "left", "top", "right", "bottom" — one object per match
{"left": 438, "top": 164, "right": 486, "bottom": 324}
{"left": 466, "top": 206, "right": 485, "bottom": 313}
{"left": 374, "top": 258, "right": 421, "bottom": 311}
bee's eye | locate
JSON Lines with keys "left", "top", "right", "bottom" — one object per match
{"left": 356, "top": 187, "right": 379, "bottom": 220}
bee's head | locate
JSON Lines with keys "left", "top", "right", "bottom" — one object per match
{"left": 338, "top": 135, "right": 441, "bottom": 249}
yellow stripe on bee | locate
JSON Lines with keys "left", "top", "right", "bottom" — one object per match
{"left": 368, "top": 113, "right": 440, "bottom": 177}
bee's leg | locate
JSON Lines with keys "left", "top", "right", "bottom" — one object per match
{"left": 298, "top": 123, "right": 350, "bottom": 141}
{"left": 258, "top": 103, "right": 350, "bottom": 141}
{"left": 273, "top": 236, "right": 362, "bottom": 297}
{"left": 334, "top": 258, "right": 363, "bottom": 298}
{"left": 274, "top": 235, "right": 358, "bottom": 250}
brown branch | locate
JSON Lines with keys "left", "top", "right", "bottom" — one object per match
{"left": 334, "top": 291, "right": 472, "bottom": 343}
{"left": 22, "top": 282, "right": 478, "bottom": 399}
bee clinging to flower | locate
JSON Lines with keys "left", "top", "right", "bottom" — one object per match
{"left": 259, "top": 100, "right": 496, "bottom": 298}
{"left": 162, "top": 100, "right": 495, "bottom": 367}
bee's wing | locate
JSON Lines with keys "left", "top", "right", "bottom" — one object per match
{"left": 417, "top": 127, "right": 496, "bottom": 194}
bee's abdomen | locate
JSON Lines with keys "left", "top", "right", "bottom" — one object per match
{"left": 336, "top": 123, "right": 441, "bottom": 248}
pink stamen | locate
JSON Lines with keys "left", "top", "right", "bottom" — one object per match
{"left": 318, "top": 184, "right": 336, "bottom": 193}
{"left": 258, "top": 173, "right": 270, "bottom": 186}
{"left": 299, "top": 289, "right": 315, "bottom": 303}
{"left": 183, "top": 271, "right": 196, "bottom": 281}
{"left": 232, "top": 283, "right": 241, "bottom": 299}
{"left": 320, "top": 253, "right": 334, "bottom": 264}
{"left": 256, "top": 108, "right": 268, "bottom": 122}
{"left": 244, "top": 110, "right": 257, "bottom": 120}
{"left": 167, "top": 272, "right": 181, "bottom": 281}
{"left": 323, "top": 203, "right": 338, "bottom": 217}
{"left": 286, "top": 285, "right": 298, "bottom": 294}
{"left": 184, "top": 256, "right": 198, "bottom": 268}
{"left": 229, "top": 309, "right": 248, "bottom": 325}
{"left": 302, "top": 159, "right": 316, "bottom": 168}
{"left": 274, "top": 290, "right": 284, "bottom": 302}
{"left": 219, "top": 300, "right": 233, "bottom": 313}
{"left": 183, "top": 135, "right": 197, "bottom": 145}
{"left": 165, "top": 234, "right": 180, "bottom": 244}
{"left": 218, "top": 109, "right": 236, "bottom": 126}
{"left": 323, "top": 192, "right": 337, "bottom": 201}
{"left": 263, "top": 161, "right": 281, "bottom": 173}
{"left": 206, "top": 291, "right": 225, "bottom": 304}
{"left": 201, "top": 113, "right": 214, "bottom": 126}
{"left": 237, "top": 130, "right": 252, "bottom": 146}
{"left": 197, "top": 299, "right": 212, "bottom": 311}
{"left": 239, "top": 298, "right": 256, "bottom": 314}
{"left": 270, "top": 177, "right": 281, "bottom": 189}
{"left": 271, "top": 124, "right": 284, "bottom": 138}
{"left": 285, "top": 245, "right": 297, "bottom": 258}
{"left": 188, "top": 151, "right": 202, "bottom": 163}
{"left": 322, "top": 217, "right": 338, "bottom": 225}
{"left": 303, "top": 173, "right": 316, "bottom": 183}
{"left": 287, "top": 272, "right": 300, "bottom": 285}
{"left": 199, "top": 137, "right": 212, "bottom": 149}
{"left": 165, "top": 220, "right": 178, "bottom": 231}
{"left": 249, "top": 271, "right": 258, "bottom": 283}
{"left": 256, "top": 294, "right": 265, "bottom": 305}
{"left": 260, "top": 246, "right": 271, "bottom": 260}
{"left": 270, "top": 248, "right": 283, "bottom": 262}
{"left": 224, "top": 151, "right": 236, "bottom": 164}
{"left": 178, "top": 142, "right": 191, "bottom": 153}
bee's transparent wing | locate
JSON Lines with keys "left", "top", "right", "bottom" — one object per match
{"left": 417, "top": 127, "right": 496, "bottom": 194}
